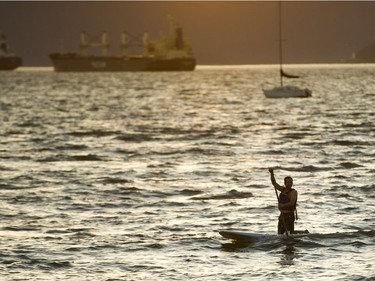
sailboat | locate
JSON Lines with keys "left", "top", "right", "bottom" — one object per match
{"left": 263, "top": 2, "right": 312, "bottom": 98}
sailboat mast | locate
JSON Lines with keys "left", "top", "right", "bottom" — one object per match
{"left": 278, "top": 1, "right": 284, "bottom": 87}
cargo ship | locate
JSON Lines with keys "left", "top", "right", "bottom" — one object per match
{"left": 0, "top": 34, "right": 22, "bottom": 70}
{"left": 49, "top": 19, "right": 196, "bottom": 72}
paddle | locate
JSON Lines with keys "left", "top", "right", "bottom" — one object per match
{"left": 269, "top": 168, "right": 289, "bottom": 237}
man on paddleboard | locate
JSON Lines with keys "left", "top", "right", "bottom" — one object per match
{"left": 269, "top": 168, "right": 299, "bottom": 235}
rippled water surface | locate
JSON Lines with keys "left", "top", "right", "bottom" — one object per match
{"left": 0, "top": 65, "right": 374, "bottom": 280}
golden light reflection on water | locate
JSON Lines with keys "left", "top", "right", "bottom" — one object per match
{"left": 0, "top": 65, "right": 374, "bottom": 279}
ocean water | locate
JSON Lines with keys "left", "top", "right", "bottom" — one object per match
{"left": 0, "top": 64, "right": 374, "bottom": 280}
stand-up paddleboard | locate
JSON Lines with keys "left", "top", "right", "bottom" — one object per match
{"left": 219, "top": 230, "right": 268, "bottom": 240}
{"left": 219, "top": 230, "right": 309, "bottom": 241}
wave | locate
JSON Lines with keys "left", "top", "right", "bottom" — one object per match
{"left": 116, "top": 133, "right": 155, "bottom": 142}
{"left": 38, "top": 153, "right": 104, "bottom": 162}
{"left": 66, "top": 130, "right": 119, "bottom": 137}
{"left": 71, "top": 154, "right": 103, "bottom": 161}
{"left": 339, "top": 162, "right": 363, "bottom": 169}
{"left": 2, "top": 226, "right": 41, "bottom": 232}
{"left": 157, "top": 147, "right": 235, "bottom": 157}
{"left": 333, "top": 140, "right": 372, "bottom": 146}
{"left": 272, "top": 165, "right": 332, "bottom": 172}
{"left": 99, "top": 177, "right": 133, "bottom": 185}
{"left": 56, "top": 144, "right": 88, "bottom": 151}
{"left": 180, "top": 189, "right": 204, "bottom": 196}
{"left": 115, "top": 126, "right": 240, "bottom": 143}
{"left": 3, "top": 254, "right": 72, "bottom": 270}
{"left": 220, "top": 230, "right": 375, "bottom": 252}
{"left": 191, "top": 189, "right": 253, "bottom": 200}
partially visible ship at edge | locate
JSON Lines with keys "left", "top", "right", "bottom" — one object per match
{"left": 0, "top": 34, "right": 22, "bottom": 70}
{"left": 345, "top": 41, "right": 375, "bottom": 63}
{"left": 49, "top": 18, "right": 196, "bottom": 72}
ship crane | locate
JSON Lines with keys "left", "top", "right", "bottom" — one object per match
{"left": 80, "top": 32, "right": 110, "bottom": 57}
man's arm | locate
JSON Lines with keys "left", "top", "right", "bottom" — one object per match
{"left": 269, "top": 168, "right": 283, "bottom": 191}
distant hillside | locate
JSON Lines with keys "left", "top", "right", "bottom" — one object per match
{"left": 350, "top": 42, "right": 375, "bottom": 63}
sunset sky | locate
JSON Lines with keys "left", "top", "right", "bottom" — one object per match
{"left": 1, "top": 1, "right": 374, "bottom": 66}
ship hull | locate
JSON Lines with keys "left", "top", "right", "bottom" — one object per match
{"left": 0, "top": 56, "right": 22, "bottom": 70}
{"left": 49, "top": 54, "right": 196, "bottom": 72}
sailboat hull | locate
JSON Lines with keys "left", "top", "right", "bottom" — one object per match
{"left": 263, "top": 85, "right": 312, "bottom": 98}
